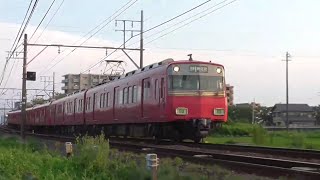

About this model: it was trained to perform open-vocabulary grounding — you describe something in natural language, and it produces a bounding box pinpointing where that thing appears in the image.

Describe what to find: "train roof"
[8,58,225,109]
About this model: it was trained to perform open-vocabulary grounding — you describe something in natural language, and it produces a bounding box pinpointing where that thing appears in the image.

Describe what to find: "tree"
[31,98,46,106]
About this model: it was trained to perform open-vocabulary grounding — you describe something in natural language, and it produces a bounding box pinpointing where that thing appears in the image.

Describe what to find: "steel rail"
[1,126,320,179]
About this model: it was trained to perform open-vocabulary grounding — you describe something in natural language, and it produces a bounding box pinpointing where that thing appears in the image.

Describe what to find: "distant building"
[271,104,316,127]
[61,74,111,94]
[226,84,234,106]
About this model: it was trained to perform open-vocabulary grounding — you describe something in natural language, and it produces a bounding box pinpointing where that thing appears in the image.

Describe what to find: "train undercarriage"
[9,120,223,143]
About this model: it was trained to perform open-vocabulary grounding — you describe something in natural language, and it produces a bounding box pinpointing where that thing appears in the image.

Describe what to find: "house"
[271,104,316,127]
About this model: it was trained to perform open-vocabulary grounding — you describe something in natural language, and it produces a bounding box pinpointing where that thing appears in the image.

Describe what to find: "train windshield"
[169,75,224,91]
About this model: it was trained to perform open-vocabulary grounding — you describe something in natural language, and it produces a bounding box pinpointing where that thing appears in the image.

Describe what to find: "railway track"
[1,126,320,179]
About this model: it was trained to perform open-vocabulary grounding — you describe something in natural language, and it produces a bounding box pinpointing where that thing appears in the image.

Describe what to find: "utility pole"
[3,104,5,125]
[140,10,144,68]
[21,34,27,139]
[52,72,55,99]
[284,52,291,131]
[252,99,255,124]
[115,10,144,69]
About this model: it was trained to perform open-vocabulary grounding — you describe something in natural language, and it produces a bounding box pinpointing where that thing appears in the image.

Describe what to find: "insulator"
[58,46,61,54]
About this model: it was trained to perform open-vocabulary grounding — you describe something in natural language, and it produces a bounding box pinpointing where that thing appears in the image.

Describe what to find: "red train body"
[8,59,228,142]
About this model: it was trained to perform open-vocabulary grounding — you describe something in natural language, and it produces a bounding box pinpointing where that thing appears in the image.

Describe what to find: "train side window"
[123,88,128,104]
[100,94,103,108]
[155,79,158,100]
[143,78,151,100]
[106,92,109,107]
[161,78,164,98]
[132,85,138,103]
[128,86,132,104]
[74,99,77,112]
[89,97,91,110]
[118,89,123,105]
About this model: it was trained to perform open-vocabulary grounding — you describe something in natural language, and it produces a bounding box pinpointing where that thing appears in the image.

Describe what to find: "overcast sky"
[1,0,320,107]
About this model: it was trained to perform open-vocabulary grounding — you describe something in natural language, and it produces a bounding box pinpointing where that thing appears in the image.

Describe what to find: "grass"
[0,134,270,180]
[207,122,320,149]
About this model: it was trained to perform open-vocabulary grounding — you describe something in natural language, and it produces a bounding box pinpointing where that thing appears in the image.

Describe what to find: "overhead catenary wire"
[82,0,237,72]
[32,0,65,44]
[81,0,216,73]
[0,0,40,98]
[27,0,137,93]
[145,0,238,45]
[0,0,34,86]
[39,0,138,74]
[29,0,57,42]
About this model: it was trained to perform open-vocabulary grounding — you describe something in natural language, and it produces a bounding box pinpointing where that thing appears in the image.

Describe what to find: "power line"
[81,0,232,73]
[143,0,212,34]
[145,0,238,45]
[32,0,65,43]
[40,0,138,74]
[26,0,136,92]
[0,0,34,86]
[29,0,57,41]
[87,0,237,70]
[0,0,39,92]
[0,0,40,98]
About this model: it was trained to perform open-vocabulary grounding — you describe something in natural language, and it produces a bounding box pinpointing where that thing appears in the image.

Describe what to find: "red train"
[8,59,228,142]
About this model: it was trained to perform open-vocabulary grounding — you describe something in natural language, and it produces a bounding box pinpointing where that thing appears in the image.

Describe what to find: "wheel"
[193,137,202,143]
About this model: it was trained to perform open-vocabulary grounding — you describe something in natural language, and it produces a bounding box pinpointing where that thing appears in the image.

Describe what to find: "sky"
[0,0,320,107]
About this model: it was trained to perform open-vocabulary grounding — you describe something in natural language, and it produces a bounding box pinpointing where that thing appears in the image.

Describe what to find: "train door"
[73,98,77,122]
[142,78,151,119]
[160,77,166,119]
[92,93,97,121]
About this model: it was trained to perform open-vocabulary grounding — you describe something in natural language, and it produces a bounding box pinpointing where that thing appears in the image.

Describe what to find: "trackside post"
[146,153,159,180]
[65,142,73,157]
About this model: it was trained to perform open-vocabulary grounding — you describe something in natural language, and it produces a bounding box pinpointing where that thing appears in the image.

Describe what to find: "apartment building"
[226,84,234,106]
[61,74,111,94]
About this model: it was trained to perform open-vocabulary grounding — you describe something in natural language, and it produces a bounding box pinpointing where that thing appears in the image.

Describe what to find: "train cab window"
[132,86,138,103]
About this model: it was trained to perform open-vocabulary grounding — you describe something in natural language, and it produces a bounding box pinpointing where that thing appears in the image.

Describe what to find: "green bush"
[252,126,268,145]
[0,135,213,180]
[290,133,305,148]
[210,122,252,136]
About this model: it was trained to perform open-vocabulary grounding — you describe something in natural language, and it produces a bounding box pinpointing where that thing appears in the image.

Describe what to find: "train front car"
[166,61,227,142]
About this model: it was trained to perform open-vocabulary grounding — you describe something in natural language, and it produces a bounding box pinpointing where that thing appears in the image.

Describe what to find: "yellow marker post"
[65,142,73,157]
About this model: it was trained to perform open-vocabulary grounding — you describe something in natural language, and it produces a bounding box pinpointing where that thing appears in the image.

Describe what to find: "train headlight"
[173,66,180,72]
[213,108,225,116]
[176,107,188,115]
[216,67,222,74]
